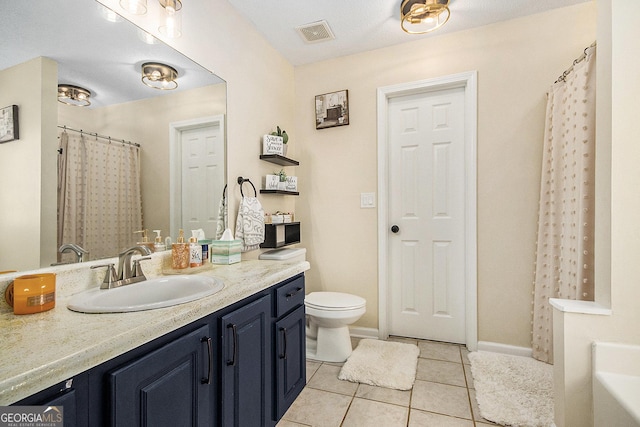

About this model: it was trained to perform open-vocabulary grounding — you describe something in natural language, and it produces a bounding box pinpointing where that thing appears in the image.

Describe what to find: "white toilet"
[304,292,366,362]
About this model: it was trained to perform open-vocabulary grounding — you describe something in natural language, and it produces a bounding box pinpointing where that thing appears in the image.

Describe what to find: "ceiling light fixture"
[57,85,92,107]
[119,0,147,15]
[158,0,182,38]
[400,0,450,34]
[141,62,178,90]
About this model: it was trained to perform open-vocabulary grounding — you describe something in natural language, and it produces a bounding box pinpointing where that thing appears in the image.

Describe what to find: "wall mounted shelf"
[260,154,299,167]
[260,189,299,196]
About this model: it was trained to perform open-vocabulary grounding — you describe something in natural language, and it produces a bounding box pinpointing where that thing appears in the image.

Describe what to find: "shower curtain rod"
[57,125,141,148]
[555,41,597,83]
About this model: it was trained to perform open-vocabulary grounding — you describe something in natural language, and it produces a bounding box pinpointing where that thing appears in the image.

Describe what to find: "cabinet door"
[274,304,306,420]
[108,324,213,427]
[220,295,272,427]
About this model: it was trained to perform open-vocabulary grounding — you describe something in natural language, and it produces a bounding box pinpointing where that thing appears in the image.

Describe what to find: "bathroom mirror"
[0,0,226,271]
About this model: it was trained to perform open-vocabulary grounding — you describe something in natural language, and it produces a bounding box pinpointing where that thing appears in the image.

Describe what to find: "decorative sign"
[262,134,284,155]
[264,174,280,190]
[285,176,298,192]
[0,105,19,143]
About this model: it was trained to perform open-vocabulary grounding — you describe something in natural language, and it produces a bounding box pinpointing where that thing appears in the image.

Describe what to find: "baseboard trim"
[349,327,378,339]
[477,341,533,358]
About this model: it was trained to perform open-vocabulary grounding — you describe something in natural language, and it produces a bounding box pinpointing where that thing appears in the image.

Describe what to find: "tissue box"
[210,239,242,264]
[262,135,284,155]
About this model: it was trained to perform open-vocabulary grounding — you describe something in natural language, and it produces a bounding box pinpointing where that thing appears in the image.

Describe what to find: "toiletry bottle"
[200,239,211,264]
[153,230,166,251]
[171,229,189,269]
[189,230,203,267]
[135,229,155,252]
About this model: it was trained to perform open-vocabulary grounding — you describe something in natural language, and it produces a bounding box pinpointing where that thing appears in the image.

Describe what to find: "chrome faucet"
[117,245,152,281]
[58,243,89,263]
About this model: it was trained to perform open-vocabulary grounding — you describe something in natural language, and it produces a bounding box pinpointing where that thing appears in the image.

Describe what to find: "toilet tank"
[259,248,306,263]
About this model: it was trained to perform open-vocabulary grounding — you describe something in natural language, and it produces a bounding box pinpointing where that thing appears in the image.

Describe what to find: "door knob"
[391,225,400,233]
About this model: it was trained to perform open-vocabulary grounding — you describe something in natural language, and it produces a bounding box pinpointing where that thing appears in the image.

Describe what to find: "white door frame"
[377,72,478,351]
[169,115,225,239]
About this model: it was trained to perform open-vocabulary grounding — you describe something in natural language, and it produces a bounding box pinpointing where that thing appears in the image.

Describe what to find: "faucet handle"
[132,257,152,279]
[91,263,118,289]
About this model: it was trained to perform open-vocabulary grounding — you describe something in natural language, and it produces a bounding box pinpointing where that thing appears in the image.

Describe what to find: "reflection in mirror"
[0,0,226,271]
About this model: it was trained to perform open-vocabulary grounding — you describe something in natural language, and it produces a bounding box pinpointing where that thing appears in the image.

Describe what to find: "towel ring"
[222,183,227,198]
[237,177,257,197]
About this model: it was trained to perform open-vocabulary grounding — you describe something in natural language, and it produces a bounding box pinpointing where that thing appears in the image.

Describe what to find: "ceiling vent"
[295,20,335,44]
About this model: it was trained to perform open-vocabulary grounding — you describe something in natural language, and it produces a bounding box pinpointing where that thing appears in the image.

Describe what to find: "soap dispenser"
[153,230,166,252]
[171,229,189,269]
[135,229,155,252]
[189,230,202,267]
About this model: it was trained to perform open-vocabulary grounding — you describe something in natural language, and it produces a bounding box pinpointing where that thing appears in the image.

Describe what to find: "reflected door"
[181,122,223,237]
[388,87,466,343]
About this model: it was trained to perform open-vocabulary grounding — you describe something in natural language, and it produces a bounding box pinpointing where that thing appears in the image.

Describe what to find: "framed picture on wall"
[315,90,349,129]
[0,105,19,143]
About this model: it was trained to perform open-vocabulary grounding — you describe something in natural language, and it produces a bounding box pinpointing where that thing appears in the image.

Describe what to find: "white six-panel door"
[181,123,223,237]
[387,86,466,343]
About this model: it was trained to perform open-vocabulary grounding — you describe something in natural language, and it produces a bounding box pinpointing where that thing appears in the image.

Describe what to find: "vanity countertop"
[0,259,310,405]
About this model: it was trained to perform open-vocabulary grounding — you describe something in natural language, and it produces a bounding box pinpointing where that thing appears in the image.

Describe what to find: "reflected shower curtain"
[58,131,142,262]
[532,45,596,364]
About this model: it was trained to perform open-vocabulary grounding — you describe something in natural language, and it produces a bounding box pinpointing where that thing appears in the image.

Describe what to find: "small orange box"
[5,273,56,315]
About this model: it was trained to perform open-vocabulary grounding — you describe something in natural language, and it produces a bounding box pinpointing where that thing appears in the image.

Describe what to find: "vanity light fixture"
[141,62,178,90]
[400,0,450,34]
[119,0,147,15]
[57,85,92,107]
[158,0,182,38]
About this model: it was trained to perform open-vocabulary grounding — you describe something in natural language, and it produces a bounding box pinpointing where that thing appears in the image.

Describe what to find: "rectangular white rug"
[468,351,554,427]
[338,339,420,390]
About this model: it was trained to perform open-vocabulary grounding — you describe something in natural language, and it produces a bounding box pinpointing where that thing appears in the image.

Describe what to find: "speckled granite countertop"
[0,255,310,405]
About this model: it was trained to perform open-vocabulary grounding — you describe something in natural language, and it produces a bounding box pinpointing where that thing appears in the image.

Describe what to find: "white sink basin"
[67,275,224,313]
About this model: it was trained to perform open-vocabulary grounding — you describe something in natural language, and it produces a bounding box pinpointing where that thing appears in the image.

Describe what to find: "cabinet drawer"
[275,276,305,317]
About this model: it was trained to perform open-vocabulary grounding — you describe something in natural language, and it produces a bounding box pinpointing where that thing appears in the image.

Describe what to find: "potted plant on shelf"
[275,169,287,190]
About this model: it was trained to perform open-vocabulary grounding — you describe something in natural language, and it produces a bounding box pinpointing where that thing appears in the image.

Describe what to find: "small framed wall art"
[0,105,19,143]
[315,90,349,129]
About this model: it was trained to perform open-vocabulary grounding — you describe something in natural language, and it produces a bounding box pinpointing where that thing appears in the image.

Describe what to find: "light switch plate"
[360,192,376,208]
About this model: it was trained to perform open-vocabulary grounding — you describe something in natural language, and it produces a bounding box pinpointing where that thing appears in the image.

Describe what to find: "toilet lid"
[305,292,366,311]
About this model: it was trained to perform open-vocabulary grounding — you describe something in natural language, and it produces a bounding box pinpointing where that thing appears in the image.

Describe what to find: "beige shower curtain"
[58,131,142,262]
[532,44,596,364]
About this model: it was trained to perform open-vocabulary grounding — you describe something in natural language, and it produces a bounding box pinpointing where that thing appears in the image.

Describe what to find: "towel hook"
[237,176,257,197]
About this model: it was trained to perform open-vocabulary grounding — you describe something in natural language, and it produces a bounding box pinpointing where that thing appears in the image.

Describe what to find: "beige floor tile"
[341,397,408,427]
[388,336,419,346]
[281,388,352,427]
[306,363,359,396]
[461,347,471,365]
[276,420,312,427]
[408,409,474,427]
[463,363,474,389]
[416,358,466,387]
[306,360,321,382]
[418,341,462,363]
[355,383,411,407]
[411,380,472,419]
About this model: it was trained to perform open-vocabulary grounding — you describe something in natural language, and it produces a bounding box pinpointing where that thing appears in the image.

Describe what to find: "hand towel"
[235,196,265,252]
[215,193,228,240]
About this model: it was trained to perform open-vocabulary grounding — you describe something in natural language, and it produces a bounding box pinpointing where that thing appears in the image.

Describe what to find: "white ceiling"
[227,0,591,66]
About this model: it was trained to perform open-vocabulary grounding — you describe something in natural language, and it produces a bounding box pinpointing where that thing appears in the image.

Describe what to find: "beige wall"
[294,3,597,345]
[553,1,640,426]
[0,57,57,271]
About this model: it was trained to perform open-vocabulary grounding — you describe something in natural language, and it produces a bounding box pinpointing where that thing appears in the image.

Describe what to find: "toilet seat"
[305,292,366,311]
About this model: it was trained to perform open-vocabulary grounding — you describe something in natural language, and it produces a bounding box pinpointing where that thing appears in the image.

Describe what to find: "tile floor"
[277,337,503,427]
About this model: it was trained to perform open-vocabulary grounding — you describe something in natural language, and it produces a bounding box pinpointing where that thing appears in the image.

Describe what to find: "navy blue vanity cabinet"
[220,294,272,427]
[108,324,214,427]
[12,373,89,427]
[272,275,306,421]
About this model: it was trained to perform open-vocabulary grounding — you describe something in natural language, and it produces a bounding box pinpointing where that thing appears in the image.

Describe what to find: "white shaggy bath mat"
[338,339,419,390]
[468,351,554,427]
